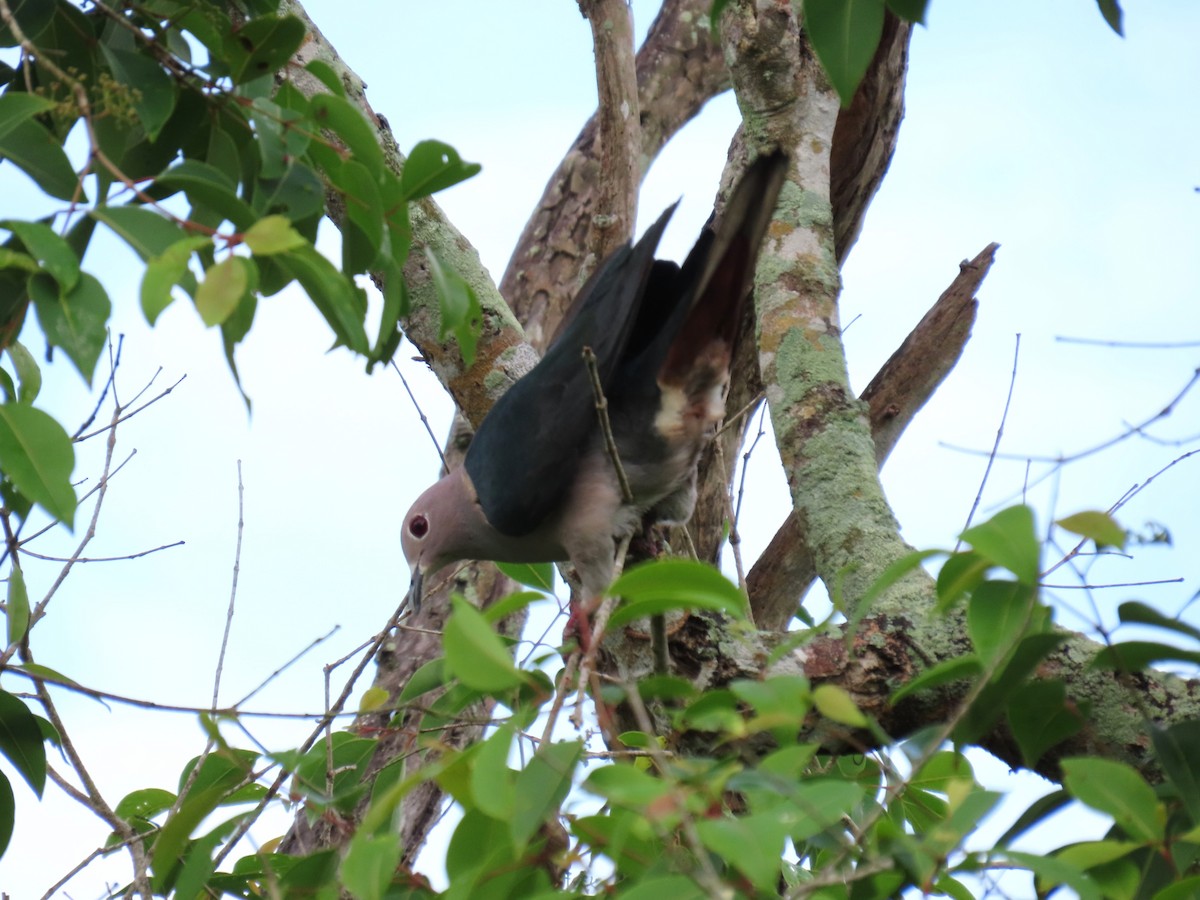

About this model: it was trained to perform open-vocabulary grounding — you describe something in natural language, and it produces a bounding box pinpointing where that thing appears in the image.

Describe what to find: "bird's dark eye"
[408,514,429,539]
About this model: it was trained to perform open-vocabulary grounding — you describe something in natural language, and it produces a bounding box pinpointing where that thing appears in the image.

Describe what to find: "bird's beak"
[406,566,424,615]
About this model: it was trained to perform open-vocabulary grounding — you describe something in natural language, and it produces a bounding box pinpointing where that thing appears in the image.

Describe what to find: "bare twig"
[74,374,187,443]
[18,540,184,563]
[213,461,246,707]
[391,358,448,471]
[1056,335,1200,349]
[236,626,341,707]
[582,346,633,503]
[956,334,1021,548]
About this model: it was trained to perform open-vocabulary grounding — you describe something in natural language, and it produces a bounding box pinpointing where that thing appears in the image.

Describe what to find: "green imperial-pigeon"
[402,151,787,614]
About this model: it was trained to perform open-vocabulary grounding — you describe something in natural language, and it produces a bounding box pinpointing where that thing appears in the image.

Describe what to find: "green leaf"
[340,833,401,900]
[91,205,192,260]
[309,94,384,178]
[1149,721,1200,827]
[151,786,226,892]
[424,249,481,368]
[811,683,868,727]
[1,220,79,293]
[0,90,54,143]
[1057,510,1126,551]
[304,59,346,97]
[30,271,110,385]
[0,118,82,202]
[0,768,12,859]
[0,403,75,526]
[1062,757,1163,843]
[243,215,306,256]
[154,160,257,230]
[444,595,522,692]
[277,246,369,354]
[396,657,447,704]
[227,13,307,84]
[470,725,517,820]
[890,654,982,705]
[1004,850,1102,900]
[6,564,28,645]
[1008,679,1085,768]
[482,590,542,625]
[885,0,929,23]
[115,787,176,822]
[0,690,45,797]
[196,256,252,327]
[511,739,582,850]
[495,562,555,592]
[696,812,789,891]
[607,558,747,629]
[0,0,55,47]
[141,236,209,326]
[254,161,325,222]
[1117,600,1200,643]
[1091,641,1200,672]
[961,505,1040,585]
[399,140,481,201]
[6,341,40,404]
[967,580,1035,666]
[1056,839,1142,872]
[334,159,384,272]
[803,0,887,107]
[620,876,707,900]
[1154,876,1200,900]
[1095,0,1124,36]
[583,764,672,808]
[99,45,177,140]
[996,788,1072,846]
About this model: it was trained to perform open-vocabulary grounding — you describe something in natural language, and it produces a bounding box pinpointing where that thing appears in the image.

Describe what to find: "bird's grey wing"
[463,205,677,537]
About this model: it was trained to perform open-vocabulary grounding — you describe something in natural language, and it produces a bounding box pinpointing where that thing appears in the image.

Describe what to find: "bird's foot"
[563,599,595,653]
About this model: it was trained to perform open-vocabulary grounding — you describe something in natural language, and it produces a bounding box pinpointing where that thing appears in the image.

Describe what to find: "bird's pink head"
[402,468,481,611]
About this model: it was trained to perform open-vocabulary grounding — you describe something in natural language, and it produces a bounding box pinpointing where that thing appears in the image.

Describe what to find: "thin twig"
[956,334,1020,549]
[18,540,184,563]
[1041,578,1184,590]
[236,626,341,707]
[1056,335,1200,349]
[391,358,448,471]
[70,335,124,440]
[582,346,633,503]
[74,374,187,443]
[213,461,245,708]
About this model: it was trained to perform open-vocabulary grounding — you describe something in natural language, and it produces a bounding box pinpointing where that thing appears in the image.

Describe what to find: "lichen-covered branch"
[748,243,996,629]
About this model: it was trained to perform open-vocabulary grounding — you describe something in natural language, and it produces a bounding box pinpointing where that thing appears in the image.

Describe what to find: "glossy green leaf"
[304,59,345,97]
[0,769,11,859]
[957,631,1065,743]
[248,97,307,180]
[803,0,887,106]
[424,249,481,368]
[6,564,28,645]
[697,812,789,891]
[277,246,369,354]
[399,140,481,201]
[1062,757,1163,843]
[812,683,868,727]
[1150,721,1200,827]
[0,247,37,275]
[885,0,929,23]
[783,779,865,841]
[141,236,209,326]
[961,505,1040,585]
[0,369,13,403]
[0,690,44,798]
[0,403,74,526]
[6,341,40,404]
[471,725,517,820]
[309,93,384,178]
[255,161,325,222]
[243,214,306,256]
[334,159,384,266]
[996,788,1072,846]
[0,90,53,143]
[30,271,110,385]
[852,548,942,622]
[150,785,226,892]
[1057,510,1126,551]
[155,160,256,230]
[1117,600,1200,643]
[1056,839,1141,872]
[0,0,55,47]
[227,13,307,84]
[890,654,982,705]
[1004,850,1102,900]
[495,561,555,592]
[91,205,192,260]
[1,220,79,292]
[511,739,582,849]
[0,119,82,202]
[444,595,522,692]
[620,876,707,900]
[967,580,1034,665]
[195,256,250,327]
[1091,641,1200,672]
[584,763,672,808]
[1008,679,1085,767]
[369,261,407,364]
[607,558,746,629]
[99,45,177,140]
[482,590,542,625]
[396,657,447,704]
[1154,876,1200,900]
[115,787,176,822]
[1095,0,1124,36]
[340,833,401,900]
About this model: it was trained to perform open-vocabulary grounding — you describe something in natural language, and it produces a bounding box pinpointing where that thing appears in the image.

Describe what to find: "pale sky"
[3,1,1199,895]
